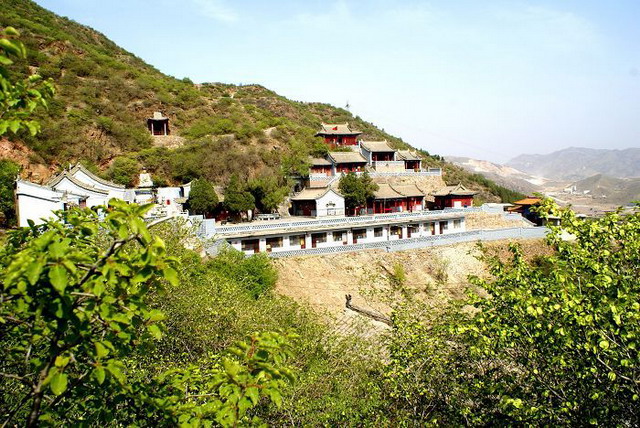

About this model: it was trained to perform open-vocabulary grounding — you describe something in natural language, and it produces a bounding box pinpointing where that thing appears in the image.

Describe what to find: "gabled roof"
[397,150,421,161]
[309,157,332,166]
[391,184,425,198]
[360,140,395,152]
[291,187,342,201]
[432,183,477,197]
[48,172,110,195]
[512,197,542,206]
[374,183,404,200]
[68,163,125,189]
[327,152,368,164]
[315,123,362,136]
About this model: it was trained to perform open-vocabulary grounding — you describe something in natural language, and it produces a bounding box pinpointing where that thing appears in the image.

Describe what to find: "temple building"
[431,184,477,209]
[327,152,368,174]
[360,140,396,162]
[147,111,170,136]
[290,188,345,217]
[315,123,361,146]
[397,150,422,171]
[366,183,426,215]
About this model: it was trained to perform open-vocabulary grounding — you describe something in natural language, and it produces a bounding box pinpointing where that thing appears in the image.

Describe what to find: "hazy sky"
[35,0,640,163]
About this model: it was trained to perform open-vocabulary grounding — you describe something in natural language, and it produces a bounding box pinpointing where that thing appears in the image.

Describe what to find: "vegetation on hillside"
[3,196,639,425]
[2,0,523,207]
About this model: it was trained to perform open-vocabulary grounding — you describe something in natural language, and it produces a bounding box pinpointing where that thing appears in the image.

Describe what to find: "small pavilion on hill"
[315,123,361,146]
[147,111,170,136]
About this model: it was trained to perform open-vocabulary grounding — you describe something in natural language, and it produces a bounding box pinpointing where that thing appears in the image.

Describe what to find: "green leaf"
[95,342,109,359]
[162,267,179,286]
[25,261,44,285]
[148,324,162,340]
[93,366,106,385]
[266,388,282,407]
[49,265,68,292]
[54,355,70,368]
[147,309,165,322]
[50,372,68,395]
[245,386,259,405]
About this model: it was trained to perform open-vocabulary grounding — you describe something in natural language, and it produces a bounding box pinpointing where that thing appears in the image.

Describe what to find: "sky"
[34,0,640,163]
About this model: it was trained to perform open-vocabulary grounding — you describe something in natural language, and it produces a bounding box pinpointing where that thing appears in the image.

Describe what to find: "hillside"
[446,155,546,194]
[570,174,640,206]
[507,147,640,181]
[2,0,521,203]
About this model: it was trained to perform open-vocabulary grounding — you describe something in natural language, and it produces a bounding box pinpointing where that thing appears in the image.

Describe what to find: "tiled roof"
[47,172,110,195]
[360,140,395,152]
[396,150,421,161]
[315,122,361,136]
[432,183,477,197]
[512,197,542,205]
[291,187,341,201]
[327,152,368,164]
[391,184,425,198]
[309,157,332,166]
[66,164,125,189]
[374,183,404,199]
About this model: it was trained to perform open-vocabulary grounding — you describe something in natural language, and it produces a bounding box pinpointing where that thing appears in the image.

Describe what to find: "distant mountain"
[507,147,640,181]
[570,174,640,206]
[446,156,545,194]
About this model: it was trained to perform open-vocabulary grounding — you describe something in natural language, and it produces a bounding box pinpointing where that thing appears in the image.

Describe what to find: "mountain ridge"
[507,147,640,181]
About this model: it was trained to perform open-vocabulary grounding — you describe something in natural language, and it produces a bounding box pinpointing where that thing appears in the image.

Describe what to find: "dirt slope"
[273,239,551,317]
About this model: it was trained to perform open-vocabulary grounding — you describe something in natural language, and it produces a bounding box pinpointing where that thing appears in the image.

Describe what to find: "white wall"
[15,181,64,227]
[315,190,345,217]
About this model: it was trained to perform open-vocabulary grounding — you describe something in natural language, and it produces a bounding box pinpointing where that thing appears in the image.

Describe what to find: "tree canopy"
[224,174,255,214]
[385,200,640,424]
[338,171,378,213]
[188,178,219,215]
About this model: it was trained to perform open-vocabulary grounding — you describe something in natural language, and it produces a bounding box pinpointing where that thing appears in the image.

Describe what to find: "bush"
[0,159,20,226]
[107,156,139,186]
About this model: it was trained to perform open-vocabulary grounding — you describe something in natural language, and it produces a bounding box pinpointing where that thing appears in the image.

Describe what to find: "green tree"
[0,26,54,136]
[0,158,20,226]
[188,178,219,216]
[107,156,139,187]
[224,174,255,215]
[0,202,295,426]
[338,172,378,214]
[248,175,289,213]
[0,201,179,426]
[386,201,640,425]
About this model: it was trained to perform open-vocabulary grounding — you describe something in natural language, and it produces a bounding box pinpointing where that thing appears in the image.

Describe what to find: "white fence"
[213,208,471,235]
[264,227,548,258]
[368,168,442,178]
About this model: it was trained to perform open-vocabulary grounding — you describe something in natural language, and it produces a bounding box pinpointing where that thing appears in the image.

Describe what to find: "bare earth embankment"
[273,238,551,318]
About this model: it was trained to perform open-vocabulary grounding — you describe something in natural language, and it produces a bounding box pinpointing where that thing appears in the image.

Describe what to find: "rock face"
[0,139,53,182]
[507,147,640,181]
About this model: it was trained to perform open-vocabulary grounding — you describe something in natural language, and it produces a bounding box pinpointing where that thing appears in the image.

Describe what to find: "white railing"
[264,227,549,258]
[368,169,442,177]
[212,208,470,235]
[372,161,405,167]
